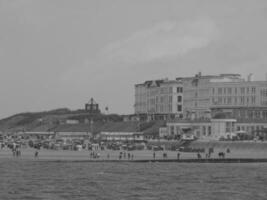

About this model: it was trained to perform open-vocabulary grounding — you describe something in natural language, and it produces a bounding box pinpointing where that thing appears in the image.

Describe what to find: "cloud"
[102,18,219,64]
[60,17,219,88]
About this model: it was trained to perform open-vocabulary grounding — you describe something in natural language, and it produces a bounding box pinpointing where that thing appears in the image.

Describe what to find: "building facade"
[100,132,144,142]
[134,79,183,120]
[165,119,267,140]
[209,80,267,120]
[135,73,267,121]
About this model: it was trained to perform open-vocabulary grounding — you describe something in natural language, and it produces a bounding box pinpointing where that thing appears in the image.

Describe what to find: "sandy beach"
[1,146,267,162]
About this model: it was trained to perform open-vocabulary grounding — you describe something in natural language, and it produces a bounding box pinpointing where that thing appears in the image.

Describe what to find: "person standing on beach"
[131,154,134,160]
[177,152,180,160]
[153,151,156,160]
[34,150,39,158]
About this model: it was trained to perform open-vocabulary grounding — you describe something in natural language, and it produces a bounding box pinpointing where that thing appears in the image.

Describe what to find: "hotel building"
[135,73,267,121]
[135,73,267,139]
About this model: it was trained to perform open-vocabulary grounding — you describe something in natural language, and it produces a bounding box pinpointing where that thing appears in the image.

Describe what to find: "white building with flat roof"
[135,73,267,122]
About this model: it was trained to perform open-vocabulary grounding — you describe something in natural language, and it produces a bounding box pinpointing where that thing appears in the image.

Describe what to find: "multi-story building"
[134,79,183,120]
[209,79,267,120]
[178,73,245,119]
[135,73,267,121]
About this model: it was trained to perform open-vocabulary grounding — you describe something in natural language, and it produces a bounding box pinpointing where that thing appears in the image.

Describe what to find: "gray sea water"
[0,159,266,200]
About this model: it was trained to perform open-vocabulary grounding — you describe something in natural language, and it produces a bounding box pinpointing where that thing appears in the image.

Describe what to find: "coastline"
[1,146,267,163]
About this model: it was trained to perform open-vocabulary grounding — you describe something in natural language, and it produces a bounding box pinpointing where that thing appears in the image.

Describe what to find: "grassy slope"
[0,109,164,135]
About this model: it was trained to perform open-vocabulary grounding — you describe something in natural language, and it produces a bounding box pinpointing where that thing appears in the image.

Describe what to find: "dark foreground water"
[0,159,267,200]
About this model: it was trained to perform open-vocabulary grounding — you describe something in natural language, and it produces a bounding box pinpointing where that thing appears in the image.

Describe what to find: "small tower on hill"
[85,98,101,114]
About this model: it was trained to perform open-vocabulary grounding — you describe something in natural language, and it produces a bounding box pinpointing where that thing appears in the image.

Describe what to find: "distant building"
[55,132,92,142]
[135,73,267,121]
[100,132,144,142]
[66,119,79,124]
[85,98,100,113]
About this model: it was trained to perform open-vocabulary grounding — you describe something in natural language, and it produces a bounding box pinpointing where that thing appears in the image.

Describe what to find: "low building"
[55,132,92,143]
[21,131,55,139]
[210,119,236,140]
[66,119,80,124]
[164,118,267,140]
[100,132,144,142]
[166,119,211,140]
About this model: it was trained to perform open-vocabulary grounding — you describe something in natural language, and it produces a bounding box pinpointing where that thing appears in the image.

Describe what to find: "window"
[228,88,232,94]
[251,96,256,105]
[235,88,238,94]
[212,88,215,94]
[252,87,256,94]
[168,105,172,112]
[169,87,172,93]
[177,96,182,103]
[255,111,261,118]
[218,97,222,104]
[224,88,226,94]
[208,126,211,136]
[177,105,182,112]
[169,96,172,103]
[212,97,216,104]
[203,126,206,136]
[240,96,245,105]
[170,126,174,135]
[218,88,222,95]
[240,87,245,94]
[227,97,232,104]
[247,87,249,94]
[176,87,183,93]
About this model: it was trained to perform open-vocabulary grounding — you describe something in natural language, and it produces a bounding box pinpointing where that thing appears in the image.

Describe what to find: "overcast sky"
[1,0,267,118]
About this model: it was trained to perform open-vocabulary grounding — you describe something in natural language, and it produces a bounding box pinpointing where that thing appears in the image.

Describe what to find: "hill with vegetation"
[0,109,165,136]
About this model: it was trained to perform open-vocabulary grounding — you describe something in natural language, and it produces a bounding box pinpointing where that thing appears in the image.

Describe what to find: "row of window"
[232,110,267,119]
[148,87,173,96]
[237,125,265,133]
[212,96,256,105]
[213,87,256,95]
[260,89,267,97]
[147,104,182,113]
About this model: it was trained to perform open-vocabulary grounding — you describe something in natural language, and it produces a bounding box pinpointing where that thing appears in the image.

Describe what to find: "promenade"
[1,148,267,162]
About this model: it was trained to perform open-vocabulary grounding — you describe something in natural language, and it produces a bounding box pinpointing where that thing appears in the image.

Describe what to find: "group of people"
[198,148,231,159]
[90,151,100,159]
[12,147,21,157]
[119,151,134,160]
[153,152,181,160]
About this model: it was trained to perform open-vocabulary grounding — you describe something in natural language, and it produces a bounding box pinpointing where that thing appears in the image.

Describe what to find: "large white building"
[135,73,267,121]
